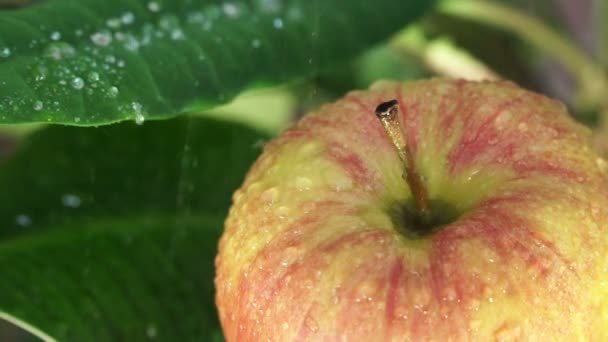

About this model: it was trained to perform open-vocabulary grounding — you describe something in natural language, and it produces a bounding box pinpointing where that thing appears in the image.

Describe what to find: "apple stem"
[375,99,430,218]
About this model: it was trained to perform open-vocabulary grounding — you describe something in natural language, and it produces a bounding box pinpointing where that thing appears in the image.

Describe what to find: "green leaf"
[0,117,267,340]
[0,0,435,126]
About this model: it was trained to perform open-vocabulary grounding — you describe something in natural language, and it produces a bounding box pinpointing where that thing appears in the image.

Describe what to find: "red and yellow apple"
[215,78,608,340]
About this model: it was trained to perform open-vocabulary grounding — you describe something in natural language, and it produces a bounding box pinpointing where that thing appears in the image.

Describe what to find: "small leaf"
[0,0,435,125]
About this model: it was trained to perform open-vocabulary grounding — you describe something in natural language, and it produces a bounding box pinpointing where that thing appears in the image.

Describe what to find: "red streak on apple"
[216,79,608,341]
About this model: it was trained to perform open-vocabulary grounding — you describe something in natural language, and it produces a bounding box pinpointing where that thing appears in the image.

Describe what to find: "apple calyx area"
[376,99,454,237]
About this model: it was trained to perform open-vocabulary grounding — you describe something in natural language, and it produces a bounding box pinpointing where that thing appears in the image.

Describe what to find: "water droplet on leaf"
[121,12,135,25]
[44,41,76,60]
[50,31,61,41]
[15,214,32,227]
[0,47,10,58]
[108,86,119,97]
[145,324,157,338]
[62,194,81,208]
[223,3,240,17]
[72,77,85,89]
[33,100,43,111]
[273,18,284,29]
[147,1,161,12]
[90,31,113,47]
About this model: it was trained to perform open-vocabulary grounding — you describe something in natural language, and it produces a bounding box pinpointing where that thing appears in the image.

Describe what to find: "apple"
[215,78,608,340]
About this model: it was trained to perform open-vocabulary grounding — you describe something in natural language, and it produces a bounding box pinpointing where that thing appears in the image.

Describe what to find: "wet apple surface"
[215,78,608,341]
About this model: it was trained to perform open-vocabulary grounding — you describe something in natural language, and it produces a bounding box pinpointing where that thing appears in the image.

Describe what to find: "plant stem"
[438,0,607,111]
[375,100,429,217]
[391,27,500,81]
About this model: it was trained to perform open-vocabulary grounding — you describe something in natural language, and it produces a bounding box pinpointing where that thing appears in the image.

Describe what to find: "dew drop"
[106,17,122,29]
[304,316,319,333]
[517,122,528,132]
[50,31,61,41]
[251,39,261,48]
[72,77,85,90]
[33,100,43,111]
[108,86,119,97]
[260,187,279,204]
[121,12,135,25]
[124,35,140,51]
[90,31,113,47]
[74,117,81,123]
[62,194,81,208]
[273,18,284,29]
[33,65,48,81]
[0,47,11,58]
[286,6,304,21]
[135,113,145,125]
[223,3,240,17]
[15,214,32,227]
[257,0,282,13]
[295,176,312,190]
[117,59,126,68]
[145,324,157,339]
[132,101,143,113]
[132,102,145,125]
[147,1,161,13]
[87,71,100,82]
[171,29,185,40]
[105,55,116,64]
[159,15,179,30]
[44,42,76,60]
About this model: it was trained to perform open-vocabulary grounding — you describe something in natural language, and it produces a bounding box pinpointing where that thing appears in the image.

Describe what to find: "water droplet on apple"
[595,157,608,173]
[276,205,289,218]
[444,287,457,301]
[517,122,528,132]
[493,323,522,340]
[304,315,319,333]
[494,110,512,128]
[295,176,312,190]
[469,319,481,332]
[466,168,481,182]
[591,205,601,221]
[260,187,279,204]
[469,299,481,311]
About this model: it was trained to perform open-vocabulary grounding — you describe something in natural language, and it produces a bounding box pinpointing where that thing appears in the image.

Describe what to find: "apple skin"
[215,78,608,341]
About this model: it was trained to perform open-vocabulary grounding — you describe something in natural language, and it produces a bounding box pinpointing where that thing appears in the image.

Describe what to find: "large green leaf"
[0,117,267,340]
[0,0,434,126]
